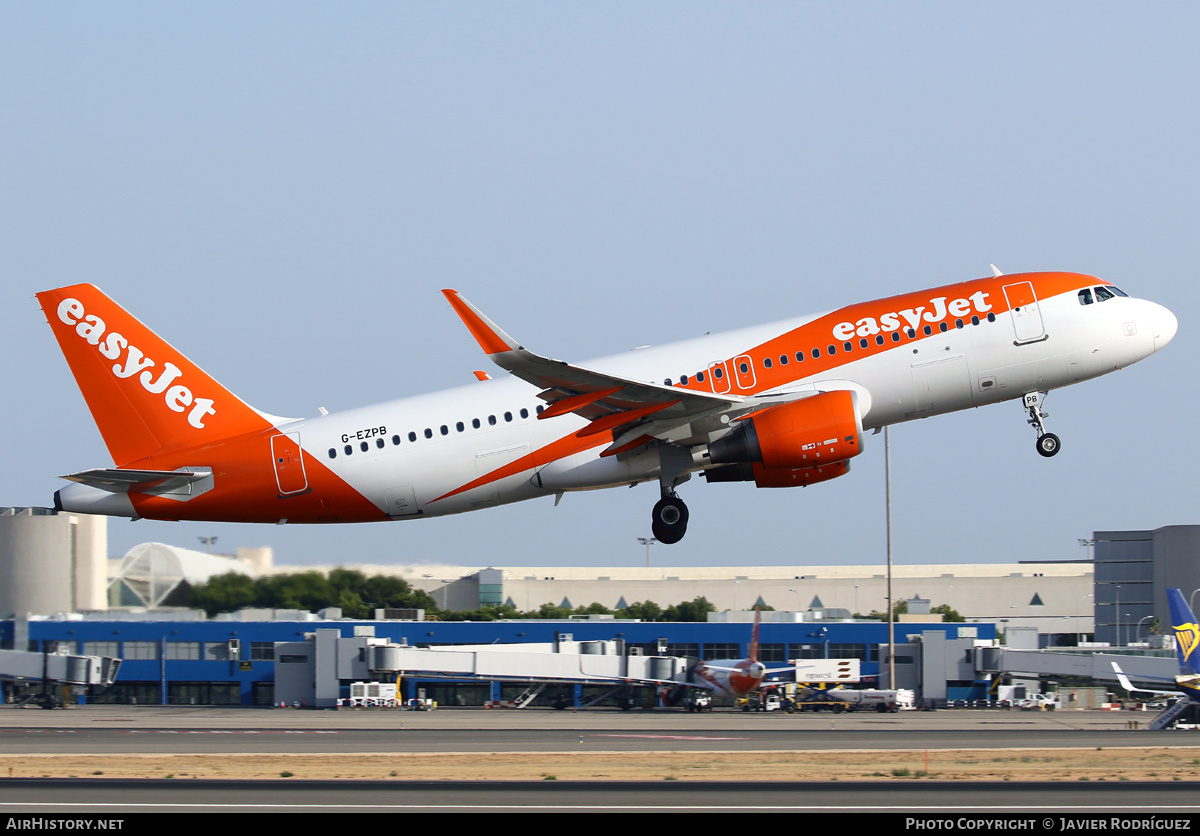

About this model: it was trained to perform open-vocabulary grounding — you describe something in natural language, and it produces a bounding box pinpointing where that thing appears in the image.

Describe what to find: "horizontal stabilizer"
[61,468,213,495]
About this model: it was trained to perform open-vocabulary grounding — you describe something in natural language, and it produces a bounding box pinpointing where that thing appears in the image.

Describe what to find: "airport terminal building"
[1,507,1196,708]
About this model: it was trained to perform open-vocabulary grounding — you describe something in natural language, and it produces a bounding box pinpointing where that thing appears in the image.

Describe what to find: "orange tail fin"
[750,606,761,663]
[37,284,275,465]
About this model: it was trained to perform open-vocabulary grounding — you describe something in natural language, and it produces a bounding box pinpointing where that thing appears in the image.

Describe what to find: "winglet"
[441,290,521,356]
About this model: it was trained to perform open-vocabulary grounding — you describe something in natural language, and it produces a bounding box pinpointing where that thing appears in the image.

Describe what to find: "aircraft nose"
[1152,303,1178,352]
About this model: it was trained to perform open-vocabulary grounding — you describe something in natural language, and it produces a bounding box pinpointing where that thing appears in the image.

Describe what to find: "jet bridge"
[975,646,1178,684]
[0,648,122,707]
[276,629,713,708]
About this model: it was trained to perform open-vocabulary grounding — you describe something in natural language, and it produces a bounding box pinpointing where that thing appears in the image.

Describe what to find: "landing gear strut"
[652,494,689,544]
[1023,391,1061,458]
[651,444,692,544]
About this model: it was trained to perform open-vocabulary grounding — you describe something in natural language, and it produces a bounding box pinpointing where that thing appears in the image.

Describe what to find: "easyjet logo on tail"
[56,298,217,429]
[832,291,994,340]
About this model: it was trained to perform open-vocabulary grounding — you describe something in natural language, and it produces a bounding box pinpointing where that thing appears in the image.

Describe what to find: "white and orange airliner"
[38,269,1176,544]
[659,608,779,708]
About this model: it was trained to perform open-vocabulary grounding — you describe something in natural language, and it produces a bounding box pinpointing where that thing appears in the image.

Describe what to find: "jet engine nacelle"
[704,460,850,488]
[708,389,864,470]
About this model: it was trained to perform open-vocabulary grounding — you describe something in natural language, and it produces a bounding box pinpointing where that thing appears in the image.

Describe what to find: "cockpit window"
[1078,288,1093,305]
[1095,286,1115,302]
[1109,286,1129,297]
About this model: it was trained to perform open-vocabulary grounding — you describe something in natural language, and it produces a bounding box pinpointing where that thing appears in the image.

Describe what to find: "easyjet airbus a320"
[38,269,1176,544]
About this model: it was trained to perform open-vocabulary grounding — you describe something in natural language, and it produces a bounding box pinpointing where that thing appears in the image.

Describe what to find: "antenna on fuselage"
[990,264,1004,277]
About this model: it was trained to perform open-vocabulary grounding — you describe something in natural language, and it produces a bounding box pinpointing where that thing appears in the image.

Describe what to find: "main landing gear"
[1023,391,1061,458]
[652,493,689,544]
[651,444,693,544]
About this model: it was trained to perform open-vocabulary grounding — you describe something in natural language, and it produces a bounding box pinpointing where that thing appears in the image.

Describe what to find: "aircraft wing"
[61,468,213,495]
[1111,662,1176,696]
[442,289,801,455]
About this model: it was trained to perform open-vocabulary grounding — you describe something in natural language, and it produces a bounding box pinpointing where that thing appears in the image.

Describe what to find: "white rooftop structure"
[108,542,258,608]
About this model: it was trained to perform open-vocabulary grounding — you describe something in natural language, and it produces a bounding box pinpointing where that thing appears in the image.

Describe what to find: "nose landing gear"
[1024,391,1061,458]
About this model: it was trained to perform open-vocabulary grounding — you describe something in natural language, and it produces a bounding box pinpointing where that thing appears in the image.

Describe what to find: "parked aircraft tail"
[1167,588,1200,677]
[37,285,280,466]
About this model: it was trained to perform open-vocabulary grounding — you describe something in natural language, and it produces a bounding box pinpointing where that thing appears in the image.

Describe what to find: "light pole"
[1137,615,1155,643]
[885,425,894,690]
[198,536,218,554]
[637,537,656,568]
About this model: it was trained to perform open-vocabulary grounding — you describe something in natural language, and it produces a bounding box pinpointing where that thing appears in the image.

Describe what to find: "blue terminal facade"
[0,617,995,706]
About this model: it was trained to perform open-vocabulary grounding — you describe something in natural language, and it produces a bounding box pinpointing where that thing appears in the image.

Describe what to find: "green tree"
[930,604,965,623]
[617,600,663,621]
[188,569,437,618]
[663,596,716,622]
[189,571,257,617]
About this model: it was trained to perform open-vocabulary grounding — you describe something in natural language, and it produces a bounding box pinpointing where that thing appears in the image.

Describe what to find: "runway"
[2,778,1199,813]
[0,706,1197,813]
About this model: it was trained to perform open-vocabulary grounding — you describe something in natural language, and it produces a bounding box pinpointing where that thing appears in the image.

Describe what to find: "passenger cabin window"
[1078,288,1093,305]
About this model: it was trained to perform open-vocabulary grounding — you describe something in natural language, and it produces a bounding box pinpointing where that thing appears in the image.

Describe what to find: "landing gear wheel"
[651,496,689,544]
[1036,433,1061,458]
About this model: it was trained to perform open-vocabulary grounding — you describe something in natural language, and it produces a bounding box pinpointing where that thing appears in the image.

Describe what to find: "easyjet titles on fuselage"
[54,297,217,429]
[831,290,994,340]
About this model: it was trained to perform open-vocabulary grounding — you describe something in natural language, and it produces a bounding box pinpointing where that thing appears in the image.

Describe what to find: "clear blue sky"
[3,3,1196,571]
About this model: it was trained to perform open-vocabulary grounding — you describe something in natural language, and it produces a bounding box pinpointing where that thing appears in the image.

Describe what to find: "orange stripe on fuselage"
[673,272,1097,398]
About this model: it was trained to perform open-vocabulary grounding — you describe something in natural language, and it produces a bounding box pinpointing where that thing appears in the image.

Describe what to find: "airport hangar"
[1,507,1197,707]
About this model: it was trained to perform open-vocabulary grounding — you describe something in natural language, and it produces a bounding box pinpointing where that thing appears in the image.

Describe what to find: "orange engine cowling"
[708,389,864,471]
